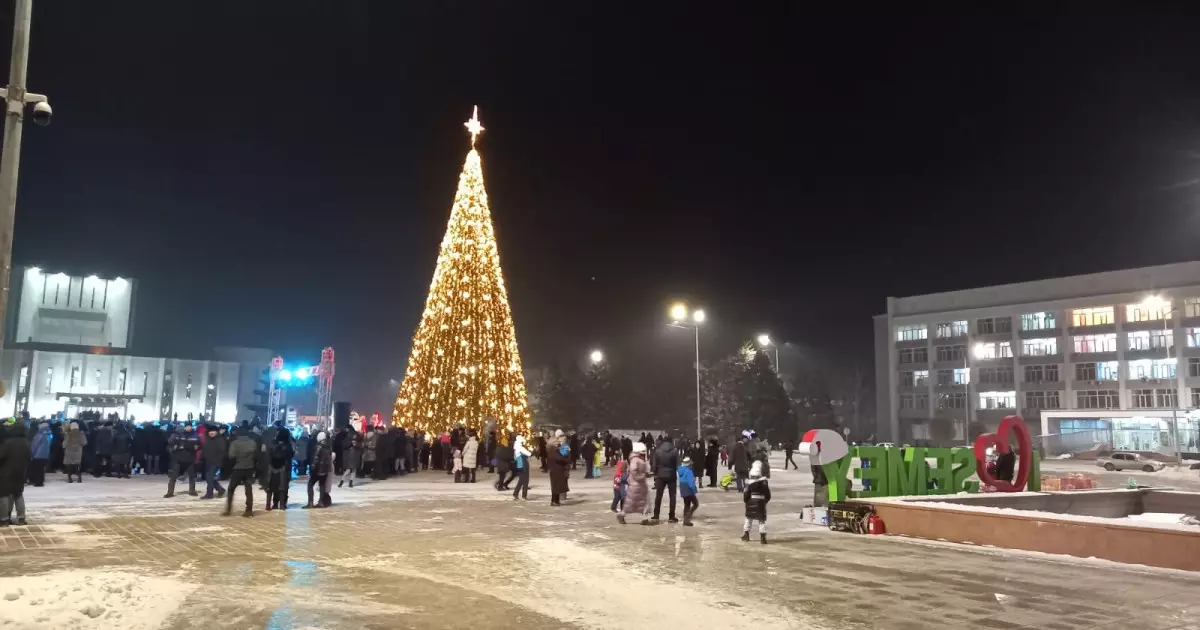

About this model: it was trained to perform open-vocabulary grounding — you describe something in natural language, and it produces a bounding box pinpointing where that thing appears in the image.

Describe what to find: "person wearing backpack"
[265,429,294,510]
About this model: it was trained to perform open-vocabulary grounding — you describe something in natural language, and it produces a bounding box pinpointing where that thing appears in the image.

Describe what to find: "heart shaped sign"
[973,415,1032,492]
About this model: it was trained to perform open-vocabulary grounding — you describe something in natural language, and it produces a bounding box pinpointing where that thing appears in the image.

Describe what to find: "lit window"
[43,367,52,395]
[895,325,927,342]
[70,367,79,388]
[1128,358,1176,380]
[1021,312,1057,331]
[914,370,929,386]
[978,391,1016,409]
[1073,334,1117,353]
[953,368,970,385]
[1187,298,1200,318]
[1187,328,1200,348]
[17,366,28,394]
[1127,330,1173,351]
[1076,389,1119,409]
[972,341,1012,359]
[1021,338,1057,356]
[1071,307,1114,327]
[935,321,968,338]
[1126,302,1170,323]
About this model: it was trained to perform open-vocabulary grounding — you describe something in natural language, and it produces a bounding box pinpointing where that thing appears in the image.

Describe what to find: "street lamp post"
[669,303,705,440]
[756,333,779,372]
[0,0,51,364]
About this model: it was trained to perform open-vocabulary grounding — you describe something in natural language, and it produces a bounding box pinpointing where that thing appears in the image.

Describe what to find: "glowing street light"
[756,333,779,371]
[667,301,706,439]
[589,349,604,364]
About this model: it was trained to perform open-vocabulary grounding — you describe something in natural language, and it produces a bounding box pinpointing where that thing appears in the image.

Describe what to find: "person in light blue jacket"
[29,423,52,487]
[679,456,699,527]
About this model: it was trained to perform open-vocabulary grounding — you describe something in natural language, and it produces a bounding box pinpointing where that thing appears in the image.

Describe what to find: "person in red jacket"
[610,458,626,512]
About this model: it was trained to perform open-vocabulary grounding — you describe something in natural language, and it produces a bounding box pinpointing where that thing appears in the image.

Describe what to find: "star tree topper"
[464,105,485,147]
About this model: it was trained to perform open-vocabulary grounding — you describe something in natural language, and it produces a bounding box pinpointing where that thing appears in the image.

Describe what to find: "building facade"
[874,261,1200,457]
[0,265,267,423]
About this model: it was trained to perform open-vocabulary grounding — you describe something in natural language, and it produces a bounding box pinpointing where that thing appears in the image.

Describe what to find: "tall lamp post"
[669,302,706,439]
[0,0,51,378]
[756,333,779,371]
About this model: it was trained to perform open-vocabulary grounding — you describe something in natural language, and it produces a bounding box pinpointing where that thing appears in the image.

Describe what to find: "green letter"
[823,456,853,503]
[851,446,888,498]
[925,448,953,495]
[950,447,978,493]
[887,447,926,496]
[1027,451,1041,492]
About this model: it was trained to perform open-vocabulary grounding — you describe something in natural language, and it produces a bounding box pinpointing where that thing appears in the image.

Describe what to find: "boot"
[740,531,750,542]
[163,493,174,499]
[338,479,344,488]
[760,534,767,545]
[349,479,354,488]
[15,517,25,526]
[683,507,693,527]
[242,509,253,518]
[616,513,626,524]
[221,509,231,517]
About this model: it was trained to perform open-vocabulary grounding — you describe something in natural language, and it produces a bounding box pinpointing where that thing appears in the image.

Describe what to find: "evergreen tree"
[736,349,795,442]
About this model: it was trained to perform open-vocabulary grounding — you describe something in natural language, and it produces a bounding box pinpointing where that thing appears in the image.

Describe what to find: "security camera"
[31,101,51,126]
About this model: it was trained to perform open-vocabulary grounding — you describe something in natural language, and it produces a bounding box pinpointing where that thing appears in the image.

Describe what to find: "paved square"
[1,454,1198,629]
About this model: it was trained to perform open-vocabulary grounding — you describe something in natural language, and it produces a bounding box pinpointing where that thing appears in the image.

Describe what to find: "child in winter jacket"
[611,458,626,512]
[679,456,699,526]
[742,460,771,544]
[452,447,464,483]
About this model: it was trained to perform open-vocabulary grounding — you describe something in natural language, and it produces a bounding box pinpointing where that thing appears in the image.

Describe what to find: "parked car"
[1096,452,1166,473]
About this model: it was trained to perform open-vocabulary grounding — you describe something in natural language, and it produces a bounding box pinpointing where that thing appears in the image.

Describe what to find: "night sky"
[8,2,1200,412]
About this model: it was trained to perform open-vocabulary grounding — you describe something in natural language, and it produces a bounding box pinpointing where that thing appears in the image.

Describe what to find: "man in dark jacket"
[784,441,798,470]
[164,425,200,498]
[111,423,132,478]
[200,426,227,499]
[306,431,333,508]
[731,437,749,492]
[0,423,31,525]
[265,429,293,510]
[92,422,113,477]
[651,439,679,523]
[224,425,258,517]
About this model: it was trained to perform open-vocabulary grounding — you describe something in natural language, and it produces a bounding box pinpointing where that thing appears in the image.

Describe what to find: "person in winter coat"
[494,434,514,490]
[332,428,347,476]
[689,440,705,488]
[92,422,113,477]
[461,431,479,483]
[0,423,31,526]
[811,455,829,508]
[591,436,604,477]
[679,456,699,526]
[705,438,720,488]
[548,435,570,506]
[266,429,294,510]
[621,435,633,461]
[651,439,679,522]
[28,423,51,487]
[62,422,87,483]
[611,457,627,513]
[294,431,310,477]
[731,437,749,492]
[362,429,378,478]
[484,429,496,474]
[511,434,532,500]
[580,437,596,479]
[111,423,132,478]
[306,431,333,508]
[339,429,361,488]
[452,445,464,482]
[617,442,650,525]
[742,460,771,544]
[200,426,227,499]
[165,425,200,498]
[224,426,258,517]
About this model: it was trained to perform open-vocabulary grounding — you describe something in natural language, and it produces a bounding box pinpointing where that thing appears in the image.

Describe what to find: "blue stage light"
[296,367,309,379]
[279,369,293,381]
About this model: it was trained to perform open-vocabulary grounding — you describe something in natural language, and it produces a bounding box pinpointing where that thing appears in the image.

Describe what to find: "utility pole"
[0,0,50,372]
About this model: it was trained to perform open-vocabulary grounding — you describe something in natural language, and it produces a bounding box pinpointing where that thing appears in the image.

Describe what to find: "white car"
[1095,452,1166,473]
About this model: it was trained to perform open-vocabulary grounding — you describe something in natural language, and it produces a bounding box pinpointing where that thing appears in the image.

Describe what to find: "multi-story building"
[874,261,1200,457]
[0,265,270,422]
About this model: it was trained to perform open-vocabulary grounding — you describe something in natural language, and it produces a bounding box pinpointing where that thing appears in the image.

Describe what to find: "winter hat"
[682,456,692,465]
[555,429,564,438]
[317,431,328,442]
[632,442,647,454]
[749,460,763,479]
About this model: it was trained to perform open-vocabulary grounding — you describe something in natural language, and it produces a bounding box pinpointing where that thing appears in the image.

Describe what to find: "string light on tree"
[391,106,532,437]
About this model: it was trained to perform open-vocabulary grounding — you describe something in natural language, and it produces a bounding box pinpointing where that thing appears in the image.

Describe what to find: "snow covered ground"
[1,453,1198,629]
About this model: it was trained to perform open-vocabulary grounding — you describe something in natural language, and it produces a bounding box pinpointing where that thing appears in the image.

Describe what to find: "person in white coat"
[511,434,532,500]
[462,431,480,483]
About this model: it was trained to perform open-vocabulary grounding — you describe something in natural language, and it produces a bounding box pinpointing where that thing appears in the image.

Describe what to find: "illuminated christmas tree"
[392,107,532,436]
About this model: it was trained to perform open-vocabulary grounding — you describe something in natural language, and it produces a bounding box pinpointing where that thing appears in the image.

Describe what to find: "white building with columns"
[0,265,268,423]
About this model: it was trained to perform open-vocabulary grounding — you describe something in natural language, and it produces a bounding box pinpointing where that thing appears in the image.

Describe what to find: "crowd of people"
[0,412,783,543]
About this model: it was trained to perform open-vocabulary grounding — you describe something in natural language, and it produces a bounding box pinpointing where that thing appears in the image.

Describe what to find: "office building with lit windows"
[874,261,1200,457]
[0,265,267,422]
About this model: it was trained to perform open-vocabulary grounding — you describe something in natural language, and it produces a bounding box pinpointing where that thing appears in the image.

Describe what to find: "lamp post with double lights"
[669,302,706,439]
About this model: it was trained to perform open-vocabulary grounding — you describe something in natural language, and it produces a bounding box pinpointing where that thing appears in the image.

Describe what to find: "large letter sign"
[805,415,1038,503]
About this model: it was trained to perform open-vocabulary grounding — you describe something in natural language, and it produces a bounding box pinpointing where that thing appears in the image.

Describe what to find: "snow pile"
[1126,512,1200,527]
[0,569,195,629]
